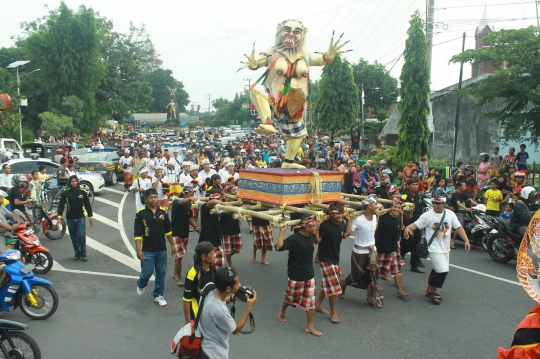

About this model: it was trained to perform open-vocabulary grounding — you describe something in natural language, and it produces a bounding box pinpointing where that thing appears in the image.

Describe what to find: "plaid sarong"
[253,225,274,251]
[377,251,402,278]
[214,245,225,270]
[222,234,242,255]
[285,278,316,311]
[173,236,188,258]
[319,262,342,297]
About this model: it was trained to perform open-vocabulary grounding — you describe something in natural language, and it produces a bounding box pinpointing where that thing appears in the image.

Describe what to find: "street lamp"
[6,61,40,144]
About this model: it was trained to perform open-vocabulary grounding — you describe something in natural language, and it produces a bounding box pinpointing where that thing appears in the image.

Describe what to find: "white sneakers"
[154,295,167,307]
[137,287,145,296]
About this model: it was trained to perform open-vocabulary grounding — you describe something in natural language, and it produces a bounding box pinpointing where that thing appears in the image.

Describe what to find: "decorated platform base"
[237,168,343,205]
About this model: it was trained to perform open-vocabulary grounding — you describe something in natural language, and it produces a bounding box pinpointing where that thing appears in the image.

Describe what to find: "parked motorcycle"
[0,319,41,358]
[7,223,53,274]
[486,217,522,263]
[29,199,66,240]
[0,249,58,320]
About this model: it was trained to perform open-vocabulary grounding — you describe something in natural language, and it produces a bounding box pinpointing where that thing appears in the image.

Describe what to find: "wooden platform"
[237,168,343,205]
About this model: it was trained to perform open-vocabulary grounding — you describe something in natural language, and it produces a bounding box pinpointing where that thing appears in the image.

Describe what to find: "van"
[0,138,23,159]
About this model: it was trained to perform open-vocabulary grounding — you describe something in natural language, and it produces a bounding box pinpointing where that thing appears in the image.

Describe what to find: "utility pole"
[243,78,252,90]
[426,0,435,78]
[451,32,466,168]
[205,94,211,127]
[536,0,539,27]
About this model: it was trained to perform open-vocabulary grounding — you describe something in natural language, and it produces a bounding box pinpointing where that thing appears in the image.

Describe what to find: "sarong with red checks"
[222,234,242,255]
[253,225,274,251]
[173,236,188,258]
[377,251,402,278]
[123,171,132,185]
[214,245,226,270]
[319,262,343,296]
[285,278,316,311]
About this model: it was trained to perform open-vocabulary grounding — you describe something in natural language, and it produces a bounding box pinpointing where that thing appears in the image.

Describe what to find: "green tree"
[24,2,104,133]
[314,56,359,137]
[38,111,72,137]
[60,95,84,132]
[352,59,398,113]
[147,68,189,113]
[450,26,540,145]
[376,108,387,122]
[395,11,431,164]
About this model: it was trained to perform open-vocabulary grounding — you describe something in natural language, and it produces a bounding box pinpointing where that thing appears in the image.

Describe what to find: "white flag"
[361,86,365,106]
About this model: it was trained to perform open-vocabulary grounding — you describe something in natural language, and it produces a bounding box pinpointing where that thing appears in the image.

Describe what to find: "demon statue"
[240,19,349,169]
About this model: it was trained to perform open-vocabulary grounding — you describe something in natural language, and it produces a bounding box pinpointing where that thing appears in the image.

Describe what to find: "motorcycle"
[486,217,522,263]
[7,223,53,274]
[0,319,41,358]
[28,199,66,240]
[0,249,58,320]
[460,204,488,246]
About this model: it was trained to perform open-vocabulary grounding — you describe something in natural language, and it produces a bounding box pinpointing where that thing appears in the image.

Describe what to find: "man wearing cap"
[197,159,217,197]
[134,188,176,307]
[277,214,322,336]
[340,195,384,309]
[119,150,133,191]
[0,190,23,253]
[375,169,393,202]
[171,187,200,287]
[165,162,181,197]
[404,194,470,305]
[131,168,156,211]
[183,241,216,322]
[511,186,537,235]
[198,189,226,269]
[168,149,183,172]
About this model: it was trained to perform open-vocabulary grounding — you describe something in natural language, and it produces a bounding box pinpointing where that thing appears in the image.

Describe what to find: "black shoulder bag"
[417,210,446,259]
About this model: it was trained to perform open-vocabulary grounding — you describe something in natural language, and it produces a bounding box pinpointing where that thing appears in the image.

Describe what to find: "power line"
[435,1,534,10]
[359,0,418,55]
[432,37,463,46]
[347,0,384,46]
[308,0,350,49]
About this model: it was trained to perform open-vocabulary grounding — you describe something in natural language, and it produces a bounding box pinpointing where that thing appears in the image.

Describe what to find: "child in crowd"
[446,178,456,194]
[501,203,514,220]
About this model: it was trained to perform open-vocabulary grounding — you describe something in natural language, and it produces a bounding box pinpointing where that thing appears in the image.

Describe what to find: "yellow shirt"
[484,189,503,211]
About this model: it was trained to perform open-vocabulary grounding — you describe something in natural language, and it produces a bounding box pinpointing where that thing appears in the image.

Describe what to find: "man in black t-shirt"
[375,198,409,298]
[313,203,352,324]
[276,214,322,337]
[451,181,470,248]
[401,179,424,273]
[221,186,242,266]
[198,189,225,269]
[252,214,274,265]
[171,187,200,286]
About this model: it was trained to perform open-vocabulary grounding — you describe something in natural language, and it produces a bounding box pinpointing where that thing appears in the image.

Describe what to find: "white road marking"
[66,226,139,272]
[93,213,122,230]
[449,263,520,286]
[118,192,138,259]
[94,197,121,208]
[103,187,126,195]
[52,261,145,280]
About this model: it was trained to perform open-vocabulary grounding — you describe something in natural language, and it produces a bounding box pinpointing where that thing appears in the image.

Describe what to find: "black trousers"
[401,229,421,268]
[428,269,448,288]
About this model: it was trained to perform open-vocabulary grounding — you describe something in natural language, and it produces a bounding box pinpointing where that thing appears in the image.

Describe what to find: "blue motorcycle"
[0,250,58,320]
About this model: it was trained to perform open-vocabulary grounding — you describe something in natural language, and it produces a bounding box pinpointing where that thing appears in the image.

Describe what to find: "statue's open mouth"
[283,35,298,48]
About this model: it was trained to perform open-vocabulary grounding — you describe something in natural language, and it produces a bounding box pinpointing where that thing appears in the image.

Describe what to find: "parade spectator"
[484,179,504,217]
[501,147,517,173]
[490,147,503,178]
[57,175,93,262]
[120,149,133,192]
[477,153,491,188]
[516,144,530,175]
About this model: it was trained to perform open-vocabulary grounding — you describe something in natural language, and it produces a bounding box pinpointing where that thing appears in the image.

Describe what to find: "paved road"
[11,183,533,358]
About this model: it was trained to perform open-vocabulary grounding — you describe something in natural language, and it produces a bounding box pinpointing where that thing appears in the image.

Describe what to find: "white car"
[5,158,106,194]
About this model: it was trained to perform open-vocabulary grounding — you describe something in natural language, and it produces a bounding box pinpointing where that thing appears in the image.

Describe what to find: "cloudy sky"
[1,0,538,112]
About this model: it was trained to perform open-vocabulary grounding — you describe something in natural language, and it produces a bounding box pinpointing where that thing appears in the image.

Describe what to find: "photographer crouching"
[198,266,257,359]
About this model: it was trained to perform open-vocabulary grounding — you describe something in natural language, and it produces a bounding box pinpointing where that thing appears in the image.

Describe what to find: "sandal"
[365,299,383,308]
[425,292,441,305]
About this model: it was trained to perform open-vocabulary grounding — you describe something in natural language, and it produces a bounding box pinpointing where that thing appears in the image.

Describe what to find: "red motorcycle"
[7,223,53,274]
[28,199,66,240]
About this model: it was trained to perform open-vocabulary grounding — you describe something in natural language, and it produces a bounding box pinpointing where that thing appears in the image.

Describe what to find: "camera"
[235,285,254,302]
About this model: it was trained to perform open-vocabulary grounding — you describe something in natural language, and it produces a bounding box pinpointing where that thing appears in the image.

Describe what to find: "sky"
[1,0,538,113]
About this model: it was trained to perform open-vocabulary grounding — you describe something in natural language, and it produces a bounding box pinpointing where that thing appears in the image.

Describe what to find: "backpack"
[171,283,216,358]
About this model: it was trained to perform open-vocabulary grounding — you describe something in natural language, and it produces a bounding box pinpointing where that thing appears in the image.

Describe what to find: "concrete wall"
[431,92,502,164]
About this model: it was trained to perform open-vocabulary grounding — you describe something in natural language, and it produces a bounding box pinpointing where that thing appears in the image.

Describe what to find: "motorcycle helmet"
[515,171,526,178]
[480,152,489,161]
[381,168,393,176]
[11,174,26,188]
[363,163,372,168]
[56,148,63,154]
[521,186,537,200]
[367,160,374,166]
[0,190,7,198]
[464,165,474,172]
[380,159,387,165]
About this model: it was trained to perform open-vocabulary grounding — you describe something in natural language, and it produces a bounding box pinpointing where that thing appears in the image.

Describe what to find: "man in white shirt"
[404,194,470,305]
[179,161,192,185]
[130,168,156,211]
[155,150,168,168]
[198,159,217,196]
[119,149,133,191]
[168,149,183,172]
[340,195,383,308]
[0,164,11,191]
[147,153,157,177]
[180,148,188,162]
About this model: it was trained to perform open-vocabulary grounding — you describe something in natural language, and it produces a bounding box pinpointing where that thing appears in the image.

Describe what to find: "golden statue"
[239,19,349,169]
[166,99,177,120]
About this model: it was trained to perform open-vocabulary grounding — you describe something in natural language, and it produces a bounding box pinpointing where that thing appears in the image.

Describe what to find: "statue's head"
[275,19,307,49]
